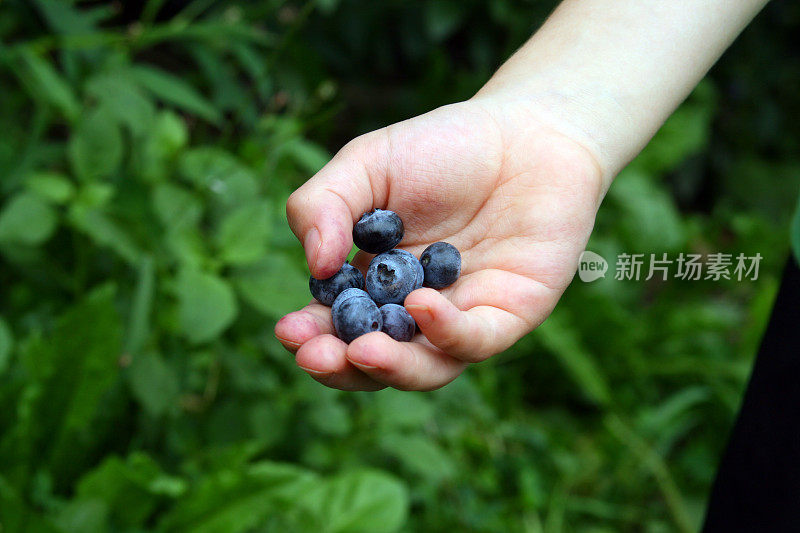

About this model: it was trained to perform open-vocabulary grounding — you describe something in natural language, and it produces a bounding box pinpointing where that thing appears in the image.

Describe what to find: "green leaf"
[232,254,308,318]
[633,81,716,174]
[77,452,186,528]
[178,147,259,207]
[300,470,409,533]
[174,269,238,343]
[0,318,13,375]
[379,434,456,481]
[25,171,76,204]
[158,462,317,533]
[129,65,221,124]
[0,476,63,533]
[0,192,58,246]
[139,111,189,182]
[609,169,685,251]
[68,106,123,181]
[128,351,179,417]
[15,47,80,121]
[68,206,142,264]
[125,256,155,356]
[53,499,109,533]
[86,73,156,136]
[152,183,203,231]
[215,201,271,265]
[282,139,330,174]
[537,310,612,406]
[5,286,122,484]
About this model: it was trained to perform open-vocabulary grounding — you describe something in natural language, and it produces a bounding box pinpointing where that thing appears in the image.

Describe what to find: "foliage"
[0,1,797,532]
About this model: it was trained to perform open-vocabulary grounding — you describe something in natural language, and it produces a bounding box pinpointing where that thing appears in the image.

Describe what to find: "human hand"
[275,97,603,391]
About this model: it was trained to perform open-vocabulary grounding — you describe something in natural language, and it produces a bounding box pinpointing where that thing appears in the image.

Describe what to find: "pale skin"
[274,0,769,391]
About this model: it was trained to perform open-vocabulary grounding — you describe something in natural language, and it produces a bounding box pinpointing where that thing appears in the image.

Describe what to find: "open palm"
[275,99,603,391]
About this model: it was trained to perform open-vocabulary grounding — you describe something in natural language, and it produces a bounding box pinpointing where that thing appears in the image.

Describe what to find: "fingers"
[274,302,335,353]
[346,332,466,391]
[286,133,389,279]
[295,335,386,391]
[404,270,555,362]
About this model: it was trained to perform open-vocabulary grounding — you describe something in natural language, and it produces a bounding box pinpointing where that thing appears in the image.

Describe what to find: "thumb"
[286,132,388,279]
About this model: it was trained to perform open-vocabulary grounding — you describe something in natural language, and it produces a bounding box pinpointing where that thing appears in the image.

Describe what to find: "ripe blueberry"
[353,209,404,254]
[309,262,364,306]
[420,242,461,289]
[331,288,382,343]
[380,304,416,342]
[366,249,424,306]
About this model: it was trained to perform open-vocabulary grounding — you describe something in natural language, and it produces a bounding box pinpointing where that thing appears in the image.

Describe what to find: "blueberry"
[309,262,364,306]
[353,209,404,254]
[366,249,424,305]
[332,289,382,343]
[420,242,461,289]
[380,304,416,342]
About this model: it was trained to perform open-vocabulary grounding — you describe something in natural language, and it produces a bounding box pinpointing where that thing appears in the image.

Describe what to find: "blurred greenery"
[0,0,798,531]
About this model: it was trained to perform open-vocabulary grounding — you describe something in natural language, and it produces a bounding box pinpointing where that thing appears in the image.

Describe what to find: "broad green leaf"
[152,182,203,231]
[372,390,434,428]
[281,139,330,174]
[77,452,186,528]
[633,81,716,175]
[32,0,103,35]
[158,462,317,533]
[68,206,142,264]
[6,286,122,484]
[300,470,409,533]
[86,73,156,136]
[175,269,238,343]
[53,499,109,533]
[68,106,123,181]
[125,256,155,356]
[139,111,189,182]
[609,169,685,251]
[178,147,259,207]
[379,435,456,481]
[0,318,12,375]
[0,476,63,533]
[0,192,58,246]
[15,47,80,121]
[128,351,179,417]
[537,310,611,406]
[307,400,352,436]
[129,65,221,124]
[25,171,75,204]
[232,254,308,318]
[215,201,271,265]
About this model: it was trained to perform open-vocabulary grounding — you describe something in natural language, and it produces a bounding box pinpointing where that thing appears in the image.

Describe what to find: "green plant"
[0,1,796,532]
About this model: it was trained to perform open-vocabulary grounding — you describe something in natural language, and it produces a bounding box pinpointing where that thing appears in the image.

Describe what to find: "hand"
[275,97,603,391]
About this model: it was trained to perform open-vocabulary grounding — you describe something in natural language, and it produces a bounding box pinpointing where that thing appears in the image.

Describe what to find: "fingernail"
[304,227,322,273]
[298,366,331,376]
[349,360,379,371]
[405,304,433,327]
[275,334,301,349]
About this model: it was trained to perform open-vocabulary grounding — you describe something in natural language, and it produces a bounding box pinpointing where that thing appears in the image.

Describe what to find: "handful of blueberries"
[309,209,461,344]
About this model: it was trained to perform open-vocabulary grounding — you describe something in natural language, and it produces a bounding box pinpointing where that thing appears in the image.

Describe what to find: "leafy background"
[0,1,798,531]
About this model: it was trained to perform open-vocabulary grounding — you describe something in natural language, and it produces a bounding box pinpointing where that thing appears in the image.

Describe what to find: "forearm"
[476,0,768,190]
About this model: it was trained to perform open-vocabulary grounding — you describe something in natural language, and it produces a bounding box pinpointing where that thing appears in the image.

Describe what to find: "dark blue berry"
[353,209,404,254]
[380,304,416,342]
[309,262,364,306]
[366,249,424,306]
[331,289,383,343]
[420,242,461,289]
